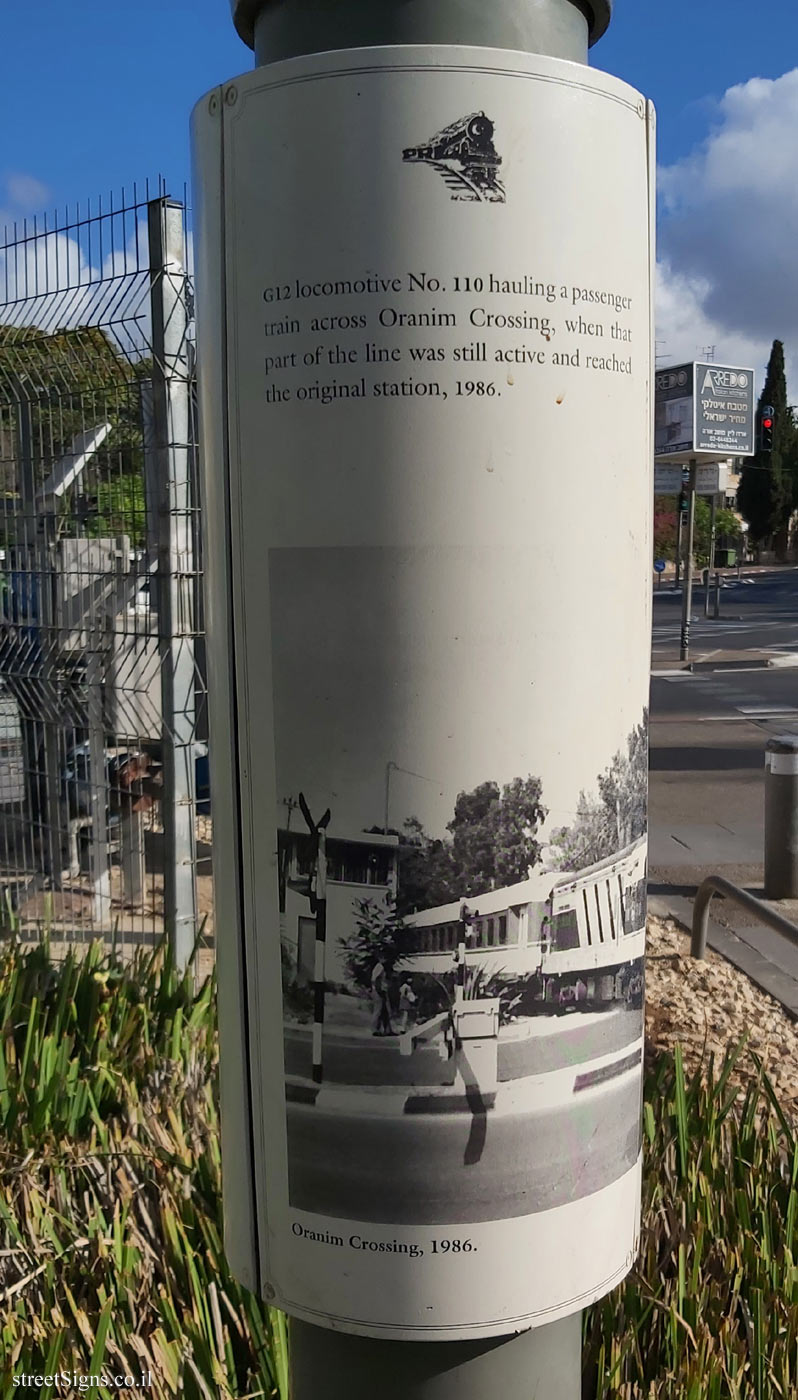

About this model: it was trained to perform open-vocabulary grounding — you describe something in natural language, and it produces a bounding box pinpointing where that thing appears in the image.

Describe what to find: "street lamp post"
[680,460,698,660]
[704,491,718,617]
[194,0,651,1394]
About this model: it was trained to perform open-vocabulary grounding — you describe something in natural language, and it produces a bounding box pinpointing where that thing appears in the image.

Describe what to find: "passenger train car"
[401,838,646,1010]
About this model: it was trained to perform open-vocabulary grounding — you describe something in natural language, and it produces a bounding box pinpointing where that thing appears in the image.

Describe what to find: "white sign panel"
[694,362,755,456]
[194,46,653,1341]
[654,463,729,495]
[655,361,755,461]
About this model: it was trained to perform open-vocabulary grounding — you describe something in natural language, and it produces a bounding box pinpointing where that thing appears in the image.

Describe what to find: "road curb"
[652,653,797,677]
[285,1039,644,1117]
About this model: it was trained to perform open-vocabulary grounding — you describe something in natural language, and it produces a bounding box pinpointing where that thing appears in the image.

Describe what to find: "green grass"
[0,937,283,1399]
[0,936,794,1397]
[583,1035,798,1398]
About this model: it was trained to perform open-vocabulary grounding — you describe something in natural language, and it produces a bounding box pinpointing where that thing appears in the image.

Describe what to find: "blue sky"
[3,0,798,383]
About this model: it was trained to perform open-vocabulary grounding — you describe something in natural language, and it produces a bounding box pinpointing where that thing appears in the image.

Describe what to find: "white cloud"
[656,258,771,380]
[0,210,194,360]
[656,68,798,393]
[5,173,50,212]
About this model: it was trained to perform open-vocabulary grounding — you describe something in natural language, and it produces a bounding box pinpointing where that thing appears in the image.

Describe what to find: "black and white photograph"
[272,546,647,1226]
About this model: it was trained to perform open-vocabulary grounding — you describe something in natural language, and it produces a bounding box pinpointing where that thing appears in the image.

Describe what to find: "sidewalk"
[652,648,798,673]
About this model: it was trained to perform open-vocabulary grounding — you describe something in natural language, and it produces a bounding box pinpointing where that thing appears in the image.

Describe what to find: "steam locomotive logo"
[403,112,505,203]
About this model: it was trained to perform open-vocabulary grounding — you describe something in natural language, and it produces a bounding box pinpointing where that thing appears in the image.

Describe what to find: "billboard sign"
[654,363,693,457]
[655,362,755,461]
[694,362,755,456]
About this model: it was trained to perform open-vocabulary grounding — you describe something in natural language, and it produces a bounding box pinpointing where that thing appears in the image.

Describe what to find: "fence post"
[148,198,198,971]
[12,390,47,864]
[86,643,112,927]
[36,499,66,885]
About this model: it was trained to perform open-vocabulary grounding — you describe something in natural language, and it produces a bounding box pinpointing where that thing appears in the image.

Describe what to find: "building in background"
[278,826,399,985]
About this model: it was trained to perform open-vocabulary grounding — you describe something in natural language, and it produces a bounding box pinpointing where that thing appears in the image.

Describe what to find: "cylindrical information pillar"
[192,0,652,1391]
[765,736,798,899]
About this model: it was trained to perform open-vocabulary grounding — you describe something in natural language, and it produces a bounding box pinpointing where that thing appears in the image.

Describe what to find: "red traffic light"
[762,417,773,429]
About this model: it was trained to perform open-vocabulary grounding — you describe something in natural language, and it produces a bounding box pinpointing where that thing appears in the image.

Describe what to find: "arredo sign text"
[262,270,636,406]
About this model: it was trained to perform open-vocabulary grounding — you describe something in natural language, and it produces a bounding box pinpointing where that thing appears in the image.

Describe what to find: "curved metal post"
[691,874,798,960]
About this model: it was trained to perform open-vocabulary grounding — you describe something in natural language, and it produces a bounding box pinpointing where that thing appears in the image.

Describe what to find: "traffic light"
[760,405,774,452]
[678,490,689,514]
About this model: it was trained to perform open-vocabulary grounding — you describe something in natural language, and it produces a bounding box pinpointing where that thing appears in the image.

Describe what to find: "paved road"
[284,1004,643,1087]
[650,582,798,888]
[652,570,798,667]
[650,569,798,1008]
[287,1076,642,1223]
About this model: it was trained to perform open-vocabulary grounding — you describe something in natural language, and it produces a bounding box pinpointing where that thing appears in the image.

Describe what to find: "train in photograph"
[400,837,646,1011]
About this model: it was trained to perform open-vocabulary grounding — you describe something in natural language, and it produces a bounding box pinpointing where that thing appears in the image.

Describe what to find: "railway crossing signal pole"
[297,793,331,1085]
[455,902,473,1003]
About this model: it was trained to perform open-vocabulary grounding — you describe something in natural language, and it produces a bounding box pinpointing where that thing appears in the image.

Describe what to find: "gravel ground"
[645,914,798,1120]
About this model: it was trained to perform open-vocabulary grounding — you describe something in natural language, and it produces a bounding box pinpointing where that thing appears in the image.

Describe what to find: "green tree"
[653,497,678,560]
[692,499,743,567]
[737,340,796,549]
[551,712,648,870]
[0,324,153,549]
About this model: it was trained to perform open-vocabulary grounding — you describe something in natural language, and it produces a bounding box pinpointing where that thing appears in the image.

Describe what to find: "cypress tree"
[737,340,796,550]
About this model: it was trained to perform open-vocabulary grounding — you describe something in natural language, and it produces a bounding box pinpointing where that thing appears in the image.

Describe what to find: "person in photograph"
[370,958,393,1036]
[398,976,417,1033]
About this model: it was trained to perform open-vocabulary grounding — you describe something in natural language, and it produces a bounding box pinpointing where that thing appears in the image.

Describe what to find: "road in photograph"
[284,1003,642,1087]
[287,1072,642,1224]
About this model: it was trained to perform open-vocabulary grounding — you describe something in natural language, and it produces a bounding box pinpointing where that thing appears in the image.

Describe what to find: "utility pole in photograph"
[384,759,442,835]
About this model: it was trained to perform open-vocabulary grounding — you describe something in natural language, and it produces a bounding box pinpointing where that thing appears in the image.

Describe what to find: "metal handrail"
[691,875,798,959]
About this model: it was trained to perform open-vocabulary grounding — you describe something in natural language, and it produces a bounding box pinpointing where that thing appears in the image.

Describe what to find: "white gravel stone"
[645,915,798,1123]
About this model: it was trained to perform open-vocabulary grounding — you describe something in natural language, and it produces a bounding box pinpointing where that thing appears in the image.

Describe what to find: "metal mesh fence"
[0,183,212,967]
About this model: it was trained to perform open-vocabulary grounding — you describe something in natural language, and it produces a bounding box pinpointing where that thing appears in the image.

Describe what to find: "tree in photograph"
[447,775,546,896]
[551,710,648,870]
[366,773,546,913]
[394,818,458,917]
[737,340,796,549]
[340,896,419,994]
[362,817,457,917]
